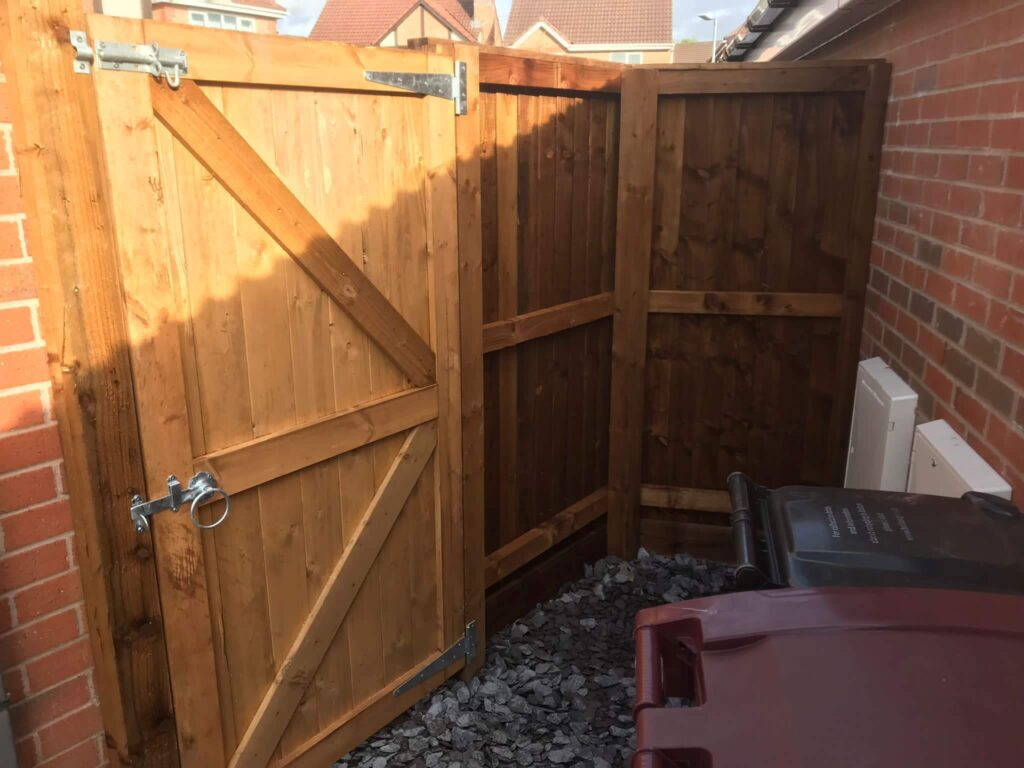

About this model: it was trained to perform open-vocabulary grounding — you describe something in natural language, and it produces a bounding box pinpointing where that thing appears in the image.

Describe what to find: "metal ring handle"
[189,485,231,530]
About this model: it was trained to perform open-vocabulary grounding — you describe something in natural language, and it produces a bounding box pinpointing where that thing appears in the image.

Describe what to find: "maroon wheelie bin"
[633,587,1024,768]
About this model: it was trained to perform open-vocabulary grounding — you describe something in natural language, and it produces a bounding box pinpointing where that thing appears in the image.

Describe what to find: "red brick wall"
[0,66,107,767]
[815,0,1024,503]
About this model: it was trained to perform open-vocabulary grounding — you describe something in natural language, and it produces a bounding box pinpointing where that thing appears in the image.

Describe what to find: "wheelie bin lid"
[633,587,1024,768]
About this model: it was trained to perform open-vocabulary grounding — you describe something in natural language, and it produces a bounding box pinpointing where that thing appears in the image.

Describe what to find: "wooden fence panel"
[613,63,891,560]
[477,80,620,615]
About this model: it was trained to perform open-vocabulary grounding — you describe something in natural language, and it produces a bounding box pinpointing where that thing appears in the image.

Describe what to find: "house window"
[610,52,644,64]
[188,10,257,31]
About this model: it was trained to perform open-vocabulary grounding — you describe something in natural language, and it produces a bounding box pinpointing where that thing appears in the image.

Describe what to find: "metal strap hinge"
[394,621,477,696]
[365,61,468,115]
[70,30,188,89]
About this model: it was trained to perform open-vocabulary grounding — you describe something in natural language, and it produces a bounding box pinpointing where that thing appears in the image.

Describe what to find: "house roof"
[310,0,474,45]
[240,0,286,11]
[672,41,712,63]
[505,0,672,47]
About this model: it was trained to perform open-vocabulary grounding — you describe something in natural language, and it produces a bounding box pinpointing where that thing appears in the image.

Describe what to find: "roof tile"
[311,0,474,44]
[506,0,672,46]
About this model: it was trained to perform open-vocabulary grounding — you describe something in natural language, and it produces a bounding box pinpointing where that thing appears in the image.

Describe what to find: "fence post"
[607,68,658,559]
[0,0,176,764]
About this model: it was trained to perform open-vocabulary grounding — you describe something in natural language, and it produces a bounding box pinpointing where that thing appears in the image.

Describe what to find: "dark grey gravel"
[335,550,733,768]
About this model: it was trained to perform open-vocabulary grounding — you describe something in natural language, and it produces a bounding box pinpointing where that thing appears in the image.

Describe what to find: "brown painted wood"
[640,485,731,515]
[229,424,437,768]
[830,63,892,485]
[196,386,438,494]
[608,68,658,558]
[484,488,609,588]
[452,41,487,674]
[482,292,616,352]
[647,290,845,316]
[0,6,176,766]
[150,80,436,387]
[656,65,872,94]
[639,516,734,563]
[478,50,623,92]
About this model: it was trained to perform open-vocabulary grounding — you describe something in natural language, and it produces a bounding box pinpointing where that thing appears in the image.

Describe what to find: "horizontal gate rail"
[640,485,731,515]
[196,386,438,494]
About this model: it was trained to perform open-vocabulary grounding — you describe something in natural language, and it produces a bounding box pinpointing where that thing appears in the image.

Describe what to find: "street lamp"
[698,11,722,63]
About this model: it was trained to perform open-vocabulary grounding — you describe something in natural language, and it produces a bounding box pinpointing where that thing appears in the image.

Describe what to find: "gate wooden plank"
[482,292,616,352]
[229,423,438,768]
[149,80,437,387]
[85,15,226,767]
[607,68,658,558]
[1,5,177,765]
[197,386,438,494]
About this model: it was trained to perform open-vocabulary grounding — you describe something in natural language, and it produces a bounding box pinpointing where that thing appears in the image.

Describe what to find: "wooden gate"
[82,15,479,768]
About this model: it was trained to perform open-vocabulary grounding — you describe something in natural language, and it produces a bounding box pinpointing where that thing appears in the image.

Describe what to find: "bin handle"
[634,626,664,713]
[727,472,765,588]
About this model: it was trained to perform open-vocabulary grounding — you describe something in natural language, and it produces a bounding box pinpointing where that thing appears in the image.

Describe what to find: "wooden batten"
[647,290,844,317]
[656,64,873,94]
[482,292,615,352]
[0,4,176,764]
[640,485,732,515]
[607,68,658,559]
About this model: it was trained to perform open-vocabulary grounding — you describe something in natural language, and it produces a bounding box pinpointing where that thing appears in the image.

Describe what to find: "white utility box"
[908,419,1012,499]
[845,357,918,491]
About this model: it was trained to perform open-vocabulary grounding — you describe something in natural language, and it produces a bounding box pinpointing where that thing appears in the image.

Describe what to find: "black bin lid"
[757,485,1024,594]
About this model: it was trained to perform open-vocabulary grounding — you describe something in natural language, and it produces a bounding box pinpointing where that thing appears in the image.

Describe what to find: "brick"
[988,300,1024,345]
[988,417,1024,470]
[914,152,939,177]
[897,308,920,341]
[0,347,48,391]
[942,249,973,279]
[953,283,989,325]
[0,262,36,302]
[16,737,36,768]
[992,118,1024,152]
[0,465,57,515]
[0,219,24,262]
[0,305,34,347]
[934,305,965,342]
[4,667,26,704]
[913,64,938,93]
[930,211,960,242]
[888,279,910,308]
[935,402,967,436]
[937,153,968,181]
[14,570,83,624]
[967,155,1005,186]
[922,179,949,209]
[917,237,937,268]
[25,637,93,694]
[36,736,101,768]
[37,705,103,761]
[955,388,989,435]
[976,82,1016,116]
[0,390,45,432]
[889,200,910,225]
[925,363,955,404]
[972,258,1013,300]
[1004,346,1024,389]
[908,290,935,323]
[0,177,23,215]
[943,344,977,386]
[994,229,1024,269]
[0,539,69,593]
[966,431,1006,475]
[1000,41,1024,78]
[1,500,72,552]
[983,190,1024,227]
[948,184,981,216]
[975,368,1016,418]
[0,425,61,476]
[925,270,956,305]
[956,119,991,149]
[0,609,80,671]
[870,268,890,294]
[962,325,1002,369]
[917,324,945,363]
[882,327,904,358]
[1008,156,1024,190]
[961,220,996,255]
[903,259,927,290]
[901,343,926,379]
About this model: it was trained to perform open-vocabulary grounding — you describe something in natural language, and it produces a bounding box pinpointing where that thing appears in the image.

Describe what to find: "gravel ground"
[335,550,734,768]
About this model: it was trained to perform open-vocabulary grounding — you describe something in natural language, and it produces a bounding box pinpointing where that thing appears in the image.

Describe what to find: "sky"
[279,0,756,43]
